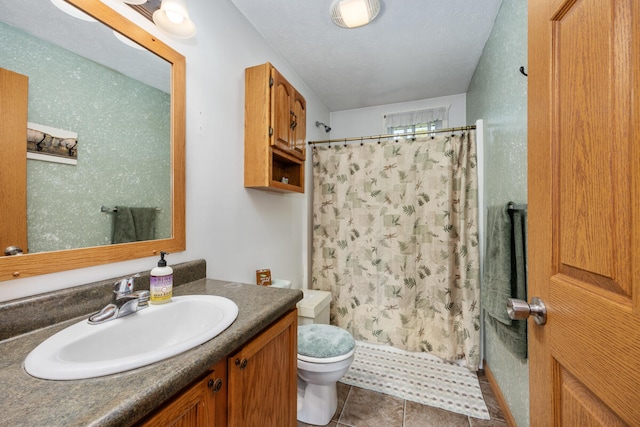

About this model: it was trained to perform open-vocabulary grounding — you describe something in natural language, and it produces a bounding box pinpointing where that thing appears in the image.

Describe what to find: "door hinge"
[269,127,273,136]
[269,77,274,87]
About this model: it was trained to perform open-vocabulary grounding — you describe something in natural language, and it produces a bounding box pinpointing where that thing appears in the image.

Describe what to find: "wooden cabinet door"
[291,89,306,160]
[208,360,228,427]
[529,0,640,425]
[0,68,28,256]
[227,310,297,427]
[139,360,227,427]
[271,68,294,153]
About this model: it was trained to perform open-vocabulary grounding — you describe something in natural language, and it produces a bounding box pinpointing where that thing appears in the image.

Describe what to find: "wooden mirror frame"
[0,0,186,282]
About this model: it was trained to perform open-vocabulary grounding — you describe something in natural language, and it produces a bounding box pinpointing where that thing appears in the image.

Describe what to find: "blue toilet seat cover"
[298,324,355,359]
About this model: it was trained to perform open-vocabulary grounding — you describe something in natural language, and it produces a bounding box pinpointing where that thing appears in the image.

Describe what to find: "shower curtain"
[311,132,481,369]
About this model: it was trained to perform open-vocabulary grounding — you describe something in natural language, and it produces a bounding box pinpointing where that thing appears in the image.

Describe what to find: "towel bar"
[101,206,161,213]
[507,202,527,211]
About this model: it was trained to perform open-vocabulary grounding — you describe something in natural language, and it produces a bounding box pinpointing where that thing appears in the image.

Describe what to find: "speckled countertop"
[0,270,302,426]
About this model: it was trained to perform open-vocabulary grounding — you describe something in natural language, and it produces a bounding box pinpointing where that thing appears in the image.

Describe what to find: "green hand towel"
[112,206,157,244]
[486,208,528,359]
[112,206,136,244]
[482,205,514,325]
[130,207,156,241]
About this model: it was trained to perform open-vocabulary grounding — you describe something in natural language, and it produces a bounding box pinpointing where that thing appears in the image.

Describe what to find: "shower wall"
[467,0,529,426]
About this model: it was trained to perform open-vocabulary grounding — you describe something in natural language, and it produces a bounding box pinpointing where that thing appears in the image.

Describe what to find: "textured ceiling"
[230,0,503,111]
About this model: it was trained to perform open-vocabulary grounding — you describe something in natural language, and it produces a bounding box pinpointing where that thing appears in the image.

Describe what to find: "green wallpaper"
[466,1,529,426]
[1,22,171,253]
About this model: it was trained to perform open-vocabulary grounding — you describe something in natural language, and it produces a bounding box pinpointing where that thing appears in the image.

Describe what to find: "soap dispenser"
[150,251,173,304]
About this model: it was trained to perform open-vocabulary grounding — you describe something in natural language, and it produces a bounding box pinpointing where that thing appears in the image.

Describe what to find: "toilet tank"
[297,290,331,325]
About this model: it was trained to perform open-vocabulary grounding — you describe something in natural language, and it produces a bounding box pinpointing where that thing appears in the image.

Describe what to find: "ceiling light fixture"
[152,0,196,39]
[330,0,380,29]
[50,0,97,22]
[112,30,146,50]
[119,0,148,5]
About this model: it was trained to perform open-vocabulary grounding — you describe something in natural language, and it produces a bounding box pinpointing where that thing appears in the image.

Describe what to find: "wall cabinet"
[137,309,297,427]
[244,62,306,193]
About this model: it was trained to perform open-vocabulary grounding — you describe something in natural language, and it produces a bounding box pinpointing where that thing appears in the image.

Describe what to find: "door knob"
[507,296,547,325]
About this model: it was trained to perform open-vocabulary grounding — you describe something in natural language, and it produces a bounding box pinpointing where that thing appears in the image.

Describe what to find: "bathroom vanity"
[0,260,302,426]
[140,309,298,426]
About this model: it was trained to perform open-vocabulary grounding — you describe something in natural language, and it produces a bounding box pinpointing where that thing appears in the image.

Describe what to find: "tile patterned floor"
[298,371,507,427]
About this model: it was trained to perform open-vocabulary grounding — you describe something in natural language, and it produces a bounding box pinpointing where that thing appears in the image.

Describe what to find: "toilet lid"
[298,324,355,360]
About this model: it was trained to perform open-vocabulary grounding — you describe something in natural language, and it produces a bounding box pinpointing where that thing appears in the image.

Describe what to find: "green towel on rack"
[130,207,157,241]
[482,205,514,325]
[482,205,528,360]
[112,206,157,244]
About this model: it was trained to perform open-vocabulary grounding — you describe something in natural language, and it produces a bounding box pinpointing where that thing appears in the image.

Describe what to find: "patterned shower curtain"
[311,132,481,370]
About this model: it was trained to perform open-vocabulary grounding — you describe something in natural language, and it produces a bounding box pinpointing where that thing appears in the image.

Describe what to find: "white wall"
[328,93,467,140]
[0,0,329,301]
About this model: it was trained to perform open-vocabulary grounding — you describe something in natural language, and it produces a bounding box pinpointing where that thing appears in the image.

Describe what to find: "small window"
[388,121,442,138]
[383,107,448,138]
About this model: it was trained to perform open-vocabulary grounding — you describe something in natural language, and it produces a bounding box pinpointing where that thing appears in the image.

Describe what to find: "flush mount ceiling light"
[112,30,145,50]
[152,0,196,39]
[330,0,380,29]
[50,0,97,22]
[118,0,148,5]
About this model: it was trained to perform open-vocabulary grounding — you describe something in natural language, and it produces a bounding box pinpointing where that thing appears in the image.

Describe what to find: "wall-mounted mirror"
[0,0,185,282]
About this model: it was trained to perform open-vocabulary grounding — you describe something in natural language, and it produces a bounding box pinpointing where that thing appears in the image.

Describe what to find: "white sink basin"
[25,295,238,380]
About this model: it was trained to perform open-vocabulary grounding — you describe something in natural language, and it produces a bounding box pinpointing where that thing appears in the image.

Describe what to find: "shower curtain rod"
[307,125,476,145]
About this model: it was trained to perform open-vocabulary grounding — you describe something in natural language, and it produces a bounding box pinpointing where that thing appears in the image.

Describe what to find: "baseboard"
[483,361,519,427]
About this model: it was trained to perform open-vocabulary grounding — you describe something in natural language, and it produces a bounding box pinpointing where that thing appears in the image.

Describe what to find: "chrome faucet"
[88,274,150,324]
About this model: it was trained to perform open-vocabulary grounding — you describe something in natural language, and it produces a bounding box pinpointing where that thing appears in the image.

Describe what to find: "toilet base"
[297,377,338,426]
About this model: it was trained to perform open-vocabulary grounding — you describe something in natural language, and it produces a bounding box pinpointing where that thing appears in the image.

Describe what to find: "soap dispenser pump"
[150,251,173,304]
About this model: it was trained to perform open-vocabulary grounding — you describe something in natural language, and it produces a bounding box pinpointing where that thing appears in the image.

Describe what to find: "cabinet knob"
[208,378,223,393]
[235,358,248,370]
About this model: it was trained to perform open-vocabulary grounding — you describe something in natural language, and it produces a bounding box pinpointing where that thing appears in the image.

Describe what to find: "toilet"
[272,282,355,426]
[297,322,355,425]
[296,290,355,425]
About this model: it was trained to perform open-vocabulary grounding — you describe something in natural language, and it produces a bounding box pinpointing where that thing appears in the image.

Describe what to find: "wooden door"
[138,360,227,427]
[529,1,640,426]
[0,68,28,256]
[291,89,306,161]
[227,310,297,427]
[271,68,294,153]
[138,374,210,427]
[207,360,228,427]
